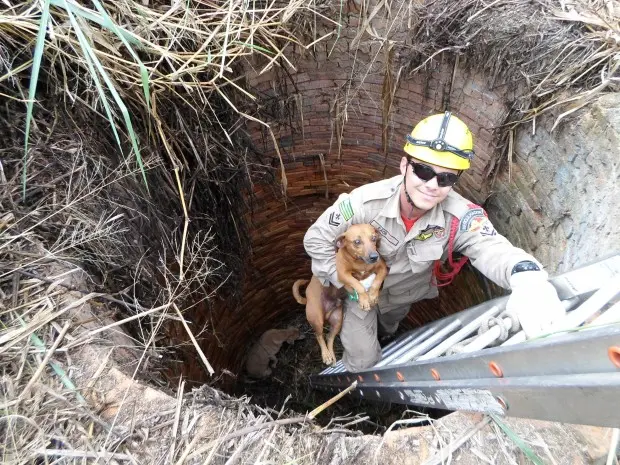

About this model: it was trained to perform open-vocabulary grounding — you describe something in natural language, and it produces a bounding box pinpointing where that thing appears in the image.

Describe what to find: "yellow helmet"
[403,112,474,170]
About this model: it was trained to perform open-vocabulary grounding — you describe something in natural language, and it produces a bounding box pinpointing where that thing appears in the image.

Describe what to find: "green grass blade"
[88,60,148,189]
[28,330,87,405]
[60,0,122,149]
[49,0,142,47]
[60,0,148,189]
[231,40,274,55]
[490,414,545,465]
[23,0,52,199]
[15,314,86,404]
[89,0,151,112]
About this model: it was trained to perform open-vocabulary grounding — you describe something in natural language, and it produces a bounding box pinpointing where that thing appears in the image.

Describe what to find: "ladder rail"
[310,253,620,427]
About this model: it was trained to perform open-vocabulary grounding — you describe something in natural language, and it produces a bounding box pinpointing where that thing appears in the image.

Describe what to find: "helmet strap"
[402,167,421,215]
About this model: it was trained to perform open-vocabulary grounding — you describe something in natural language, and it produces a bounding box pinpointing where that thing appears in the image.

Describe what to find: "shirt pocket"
[407,242,444,272]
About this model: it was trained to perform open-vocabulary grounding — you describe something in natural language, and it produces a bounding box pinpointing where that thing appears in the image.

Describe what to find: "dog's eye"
[354,239,362,246]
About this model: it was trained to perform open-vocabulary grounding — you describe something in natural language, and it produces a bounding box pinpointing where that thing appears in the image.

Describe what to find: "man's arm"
[303,190,366,288]
[452,209,539,288]
[452,207,565,338]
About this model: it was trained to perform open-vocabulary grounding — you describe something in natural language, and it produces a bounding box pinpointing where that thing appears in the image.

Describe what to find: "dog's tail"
[292,279,309,305]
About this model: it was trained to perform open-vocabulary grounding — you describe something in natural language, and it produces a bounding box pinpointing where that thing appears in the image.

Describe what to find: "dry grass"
[402,0,619,122]
[0,0,329,461]
[400,0,619,173]
[1,0,618,462]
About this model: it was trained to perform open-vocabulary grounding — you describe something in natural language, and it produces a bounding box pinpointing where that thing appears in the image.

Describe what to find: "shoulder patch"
[459,208,486,232]
[338,198,354,221]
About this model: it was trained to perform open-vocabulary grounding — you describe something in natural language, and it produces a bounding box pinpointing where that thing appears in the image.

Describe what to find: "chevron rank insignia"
[338,198,354,221]
[328,212,341,227]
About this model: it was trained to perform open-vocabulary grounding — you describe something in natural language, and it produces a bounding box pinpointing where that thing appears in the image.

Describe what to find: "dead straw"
[422,416,492,465]
[18,321,70,401]
[173,303,215,376]
[182,415,311,462]
[307,380,358,419]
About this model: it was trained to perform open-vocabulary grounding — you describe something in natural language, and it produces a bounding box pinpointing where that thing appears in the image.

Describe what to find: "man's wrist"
[511,260,541,275]
[509,268,548,289]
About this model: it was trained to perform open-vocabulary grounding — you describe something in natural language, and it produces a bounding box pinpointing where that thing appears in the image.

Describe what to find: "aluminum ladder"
[310,253,620,427]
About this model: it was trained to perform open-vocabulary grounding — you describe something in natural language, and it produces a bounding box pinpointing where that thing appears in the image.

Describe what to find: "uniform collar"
[377,176,403,219]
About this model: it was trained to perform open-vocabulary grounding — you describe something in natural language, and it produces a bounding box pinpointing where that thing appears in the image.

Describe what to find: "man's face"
[399,156,459,212]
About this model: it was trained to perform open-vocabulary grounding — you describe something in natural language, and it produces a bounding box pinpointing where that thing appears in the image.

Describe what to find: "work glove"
[506,270,566,339]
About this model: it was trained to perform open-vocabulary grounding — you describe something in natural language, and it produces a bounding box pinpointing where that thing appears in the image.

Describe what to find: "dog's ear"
[335,233,347,249]
[286,328,301,343]
[373,228,381,248]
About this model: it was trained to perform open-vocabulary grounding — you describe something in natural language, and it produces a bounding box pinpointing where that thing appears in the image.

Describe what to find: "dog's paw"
[368,289,379,306]
[321,349,336,365]
[358,295,371,311]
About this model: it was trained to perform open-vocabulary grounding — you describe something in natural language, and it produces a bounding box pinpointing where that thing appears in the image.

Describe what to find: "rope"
[433,203,484,287]
[433,216,468,287]
[500,309,520,332]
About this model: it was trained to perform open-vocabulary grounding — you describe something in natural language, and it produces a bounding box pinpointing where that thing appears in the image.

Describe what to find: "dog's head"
[283,327,304,343]
[336,224,381,264]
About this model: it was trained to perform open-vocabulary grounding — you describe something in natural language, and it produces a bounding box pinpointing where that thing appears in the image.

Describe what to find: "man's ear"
[400,156,409,176]
[335,233,346,249]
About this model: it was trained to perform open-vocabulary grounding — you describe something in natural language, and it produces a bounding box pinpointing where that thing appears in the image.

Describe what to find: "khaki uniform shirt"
[303,175,540,313]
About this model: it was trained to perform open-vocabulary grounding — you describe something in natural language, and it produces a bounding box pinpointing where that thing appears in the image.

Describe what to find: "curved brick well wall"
[163,11,620,386]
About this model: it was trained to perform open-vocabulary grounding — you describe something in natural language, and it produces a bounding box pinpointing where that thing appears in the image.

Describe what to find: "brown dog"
[293,224,388,365]
[245,327,303,378]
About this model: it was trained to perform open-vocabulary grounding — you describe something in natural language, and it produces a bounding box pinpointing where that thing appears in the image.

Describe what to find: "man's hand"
[506,270,566,338]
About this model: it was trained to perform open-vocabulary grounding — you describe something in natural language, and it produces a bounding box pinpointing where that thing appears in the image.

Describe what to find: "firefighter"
[303,112,565,372]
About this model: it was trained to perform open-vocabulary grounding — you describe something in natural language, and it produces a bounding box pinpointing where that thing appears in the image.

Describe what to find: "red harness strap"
[433,216,468,287]
[433,203,484,287]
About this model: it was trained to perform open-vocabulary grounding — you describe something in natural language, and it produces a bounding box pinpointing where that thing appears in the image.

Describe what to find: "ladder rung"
[418,304,503,360]
[381,326,426,357]
[375,322,443,367]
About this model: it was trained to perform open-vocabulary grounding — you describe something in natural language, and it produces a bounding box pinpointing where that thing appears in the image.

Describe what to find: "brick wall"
[199,12,516,377]
[486,93,620,274]
[178,7,618,380]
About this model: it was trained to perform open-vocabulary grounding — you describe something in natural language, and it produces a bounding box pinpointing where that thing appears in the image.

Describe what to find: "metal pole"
[552,277,620,333]
[592,301,620,326]
[388,318,462,365]
[375,324,441,367]
[418,305,502,360]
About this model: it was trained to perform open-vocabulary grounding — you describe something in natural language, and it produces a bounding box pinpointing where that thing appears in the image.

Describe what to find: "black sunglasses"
[408,159,460,187]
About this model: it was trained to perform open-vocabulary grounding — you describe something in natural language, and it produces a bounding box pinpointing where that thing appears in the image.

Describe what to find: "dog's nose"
[368,252,379,263]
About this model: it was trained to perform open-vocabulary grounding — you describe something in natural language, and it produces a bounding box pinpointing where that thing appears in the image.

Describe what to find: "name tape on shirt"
[338,198,354,221]
[370,220,399,246]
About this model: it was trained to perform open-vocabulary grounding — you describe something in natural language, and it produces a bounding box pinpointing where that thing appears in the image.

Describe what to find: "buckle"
[430,139,446,151]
